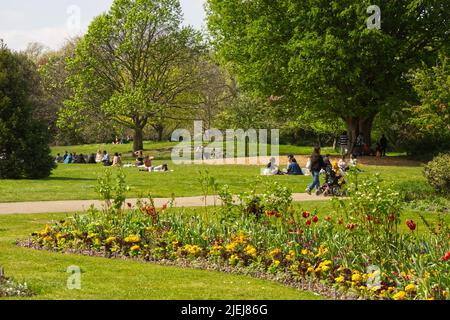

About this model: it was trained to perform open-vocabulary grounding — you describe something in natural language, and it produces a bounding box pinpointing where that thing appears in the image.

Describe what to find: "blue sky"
[0,0,206,51]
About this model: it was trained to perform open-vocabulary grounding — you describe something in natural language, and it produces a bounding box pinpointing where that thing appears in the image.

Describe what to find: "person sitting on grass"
[63,153,73,164]
[95,150,103,163]
[263,157,280,175]
[112,153,122,167]
[338,156,349,172]
[55,153,63,163]
[139,156,157,172]
[102,150,112,166]
[75,153,86,164]
[87,153,96,164]
[135,150,144,166]
[286,155,303,175]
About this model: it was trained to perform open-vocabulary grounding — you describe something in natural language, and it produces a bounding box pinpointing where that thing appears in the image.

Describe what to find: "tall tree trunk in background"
[133,127,144,152]
[359,117,374,146]
[344,115,376,154]
[152,123,164,141]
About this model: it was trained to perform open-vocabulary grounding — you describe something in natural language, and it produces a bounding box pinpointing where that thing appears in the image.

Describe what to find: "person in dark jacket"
[287,155,303,175]
[380,134,388,157]
[306,147,325,195]
[87,153,96,164]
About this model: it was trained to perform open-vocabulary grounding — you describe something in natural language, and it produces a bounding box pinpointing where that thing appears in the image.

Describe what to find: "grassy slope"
[0,212,322,300]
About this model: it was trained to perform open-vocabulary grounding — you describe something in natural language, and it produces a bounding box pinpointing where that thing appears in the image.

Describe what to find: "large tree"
[0,41,55,179]
[63,0,205,151]
[207,0,449,148]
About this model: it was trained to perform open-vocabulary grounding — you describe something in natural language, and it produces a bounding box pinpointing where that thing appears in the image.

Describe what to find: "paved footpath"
[0,193,329,215]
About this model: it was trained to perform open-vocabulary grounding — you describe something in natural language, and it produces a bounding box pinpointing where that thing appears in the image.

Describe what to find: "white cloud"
[0,26,85,51]
[0,0,207,51]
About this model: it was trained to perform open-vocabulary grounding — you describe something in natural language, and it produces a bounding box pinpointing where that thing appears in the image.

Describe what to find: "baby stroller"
[321,163,346,197]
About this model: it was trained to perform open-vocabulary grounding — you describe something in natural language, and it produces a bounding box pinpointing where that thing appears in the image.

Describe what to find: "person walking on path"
[380,134,388,157]
[338,131,349,155]
[306,147,325,196]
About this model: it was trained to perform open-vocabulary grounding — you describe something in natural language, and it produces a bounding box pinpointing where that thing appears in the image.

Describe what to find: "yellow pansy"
[393,291,407,300]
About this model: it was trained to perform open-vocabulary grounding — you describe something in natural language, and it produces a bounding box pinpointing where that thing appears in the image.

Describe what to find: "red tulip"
[441,252,450,262]
[305,219,312,226]
[312,216,319,223]
[302,211,310,219]
[406,219,416,231]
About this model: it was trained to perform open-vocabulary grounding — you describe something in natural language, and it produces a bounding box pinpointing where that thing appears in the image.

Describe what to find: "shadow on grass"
[45,177,96,181]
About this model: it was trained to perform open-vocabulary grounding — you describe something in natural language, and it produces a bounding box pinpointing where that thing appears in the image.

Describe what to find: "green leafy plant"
[96,169,130,212]
[424,153,450,195]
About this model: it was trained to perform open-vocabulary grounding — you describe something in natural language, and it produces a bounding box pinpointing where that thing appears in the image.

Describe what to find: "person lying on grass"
[140,163,169,172]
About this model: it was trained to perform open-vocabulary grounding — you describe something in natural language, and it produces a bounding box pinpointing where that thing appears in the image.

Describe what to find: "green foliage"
[96,169,130,212]
[424,153,450,195]
[207,0,448,145]
[63,0,206,151]
[409,54,450,135]
[0,45,55,179]
[333,174,403,260]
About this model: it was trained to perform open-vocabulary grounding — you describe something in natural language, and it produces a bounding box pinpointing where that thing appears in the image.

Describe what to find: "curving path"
[0,193,330,215]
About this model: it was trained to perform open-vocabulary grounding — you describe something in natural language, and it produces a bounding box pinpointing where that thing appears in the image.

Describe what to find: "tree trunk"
[344,115,376,155]
[156,125,164,142]
[359,117,374,146]
[133,127,144,152]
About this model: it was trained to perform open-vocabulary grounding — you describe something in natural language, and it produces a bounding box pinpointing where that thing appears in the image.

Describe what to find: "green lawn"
[0,212,322,300]
[0,162,429,202]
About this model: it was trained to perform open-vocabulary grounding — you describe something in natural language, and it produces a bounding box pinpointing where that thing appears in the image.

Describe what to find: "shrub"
[0,44,55,179]
[424,153,450,195]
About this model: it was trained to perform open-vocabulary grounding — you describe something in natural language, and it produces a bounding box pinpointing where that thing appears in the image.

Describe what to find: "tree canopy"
[63,0,207,151]
[207,0,449,148]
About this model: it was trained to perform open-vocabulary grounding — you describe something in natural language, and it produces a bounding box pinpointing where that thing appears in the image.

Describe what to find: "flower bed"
[22,172,450,300]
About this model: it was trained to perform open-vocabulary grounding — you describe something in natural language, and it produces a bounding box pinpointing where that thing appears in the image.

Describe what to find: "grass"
[0,212,322,300]
[0,161,429,202]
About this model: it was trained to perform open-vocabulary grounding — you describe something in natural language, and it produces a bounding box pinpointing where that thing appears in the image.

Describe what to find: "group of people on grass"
[262,147,358,196]
[263,155,304,176]
[132,150,169,172]
[305,147,359,196]
[338,132,388,158]
[54,149,169,172]
[55,150,122,166]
